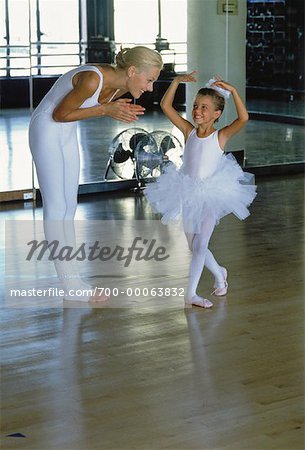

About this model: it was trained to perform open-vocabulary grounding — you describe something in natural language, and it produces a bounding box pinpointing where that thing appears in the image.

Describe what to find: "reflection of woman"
[29,46,163,302]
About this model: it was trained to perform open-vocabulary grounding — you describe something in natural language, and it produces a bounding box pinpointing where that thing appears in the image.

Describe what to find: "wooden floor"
[0,174,304,450]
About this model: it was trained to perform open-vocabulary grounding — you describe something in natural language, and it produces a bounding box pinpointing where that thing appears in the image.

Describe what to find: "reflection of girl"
[29,46,163,302]
[145,72,256,308]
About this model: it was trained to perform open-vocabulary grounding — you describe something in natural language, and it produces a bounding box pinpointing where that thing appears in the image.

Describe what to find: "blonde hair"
[116,46,163,72]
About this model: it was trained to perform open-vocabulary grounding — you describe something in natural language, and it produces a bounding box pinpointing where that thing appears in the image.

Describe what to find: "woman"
[29,46,163,302]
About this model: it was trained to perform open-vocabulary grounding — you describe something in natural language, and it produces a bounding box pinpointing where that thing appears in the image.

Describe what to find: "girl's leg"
[205,249,227,290]
[185,232,227,291]
[185,216,216,308]
[185,232,194,252]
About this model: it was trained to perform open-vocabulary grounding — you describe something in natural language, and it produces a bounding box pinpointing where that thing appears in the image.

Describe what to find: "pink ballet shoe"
[212,268,228,296]
[185,295,213,309]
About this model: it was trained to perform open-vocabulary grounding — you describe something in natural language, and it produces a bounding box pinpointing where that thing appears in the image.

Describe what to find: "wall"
[187,0,248,151]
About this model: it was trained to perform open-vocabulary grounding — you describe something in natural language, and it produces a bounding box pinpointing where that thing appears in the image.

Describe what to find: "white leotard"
[31,65,104,121]
[29,65,105,221]
[182,129,223,180]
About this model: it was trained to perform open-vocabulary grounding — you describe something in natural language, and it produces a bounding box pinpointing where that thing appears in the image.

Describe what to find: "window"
[114,0,187,72]
[0,0,187,78]
[0,0,84,77]
[0,0,30,76]
[31,0,81,75]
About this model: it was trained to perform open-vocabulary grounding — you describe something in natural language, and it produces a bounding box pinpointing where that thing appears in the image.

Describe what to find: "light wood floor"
[1,174,304,450]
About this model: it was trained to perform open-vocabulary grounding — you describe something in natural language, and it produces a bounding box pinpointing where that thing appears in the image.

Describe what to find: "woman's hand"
[174,70,197,84]
[101,98,145,123]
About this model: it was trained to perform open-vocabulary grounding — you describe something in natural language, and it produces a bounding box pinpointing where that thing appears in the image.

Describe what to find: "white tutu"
[144,153,257,234]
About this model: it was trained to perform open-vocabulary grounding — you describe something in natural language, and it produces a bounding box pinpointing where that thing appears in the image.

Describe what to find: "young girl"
[145,72,257,308]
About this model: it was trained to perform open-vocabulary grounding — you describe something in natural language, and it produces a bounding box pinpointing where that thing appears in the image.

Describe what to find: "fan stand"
[133,158,144,190]
[103,155,113,181]
[104,155,142,189]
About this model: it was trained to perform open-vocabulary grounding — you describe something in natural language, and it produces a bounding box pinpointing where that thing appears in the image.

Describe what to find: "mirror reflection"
[0,0,304,201]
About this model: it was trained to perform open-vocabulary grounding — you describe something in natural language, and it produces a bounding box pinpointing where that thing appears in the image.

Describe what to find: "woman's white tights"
[29,115,88,296]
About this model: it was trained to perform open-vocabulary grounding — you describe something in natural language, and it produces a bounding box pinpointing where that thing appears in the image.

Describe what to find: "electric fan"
[134,130,183,183]
[104,127,150,180]
[150,130,183,170]
[104,128,183,187]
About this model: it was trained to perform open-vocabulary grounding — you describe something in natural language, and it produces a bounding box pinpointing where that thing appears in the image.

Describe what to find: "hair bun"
[115,46,163,71]
[116,48,131,68]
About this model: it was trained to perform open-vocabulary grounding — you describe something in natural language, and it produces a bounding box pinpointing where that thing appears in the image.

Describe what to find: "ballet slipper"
[211,267,228,296]
[185,295,213,309]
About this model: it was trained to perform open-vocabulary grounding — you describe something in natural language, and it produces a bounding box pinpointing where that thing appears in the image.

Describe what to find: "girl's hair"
[196,88,225,122]
[116,46,163,71]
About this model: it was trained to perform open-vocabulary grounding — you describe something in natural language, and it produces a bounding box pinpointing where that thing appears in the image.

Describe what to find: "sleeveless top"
[181,129,224,180]
[31,65,104,119]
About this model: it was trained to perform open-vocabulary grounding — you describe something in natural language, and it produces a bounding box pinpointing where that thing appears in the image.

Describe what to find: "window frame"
[0,0,85,78]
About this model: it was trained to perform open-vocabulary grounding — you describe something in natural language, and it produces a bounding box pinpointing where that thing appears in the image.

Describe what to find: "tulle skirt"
[144,153,257,234]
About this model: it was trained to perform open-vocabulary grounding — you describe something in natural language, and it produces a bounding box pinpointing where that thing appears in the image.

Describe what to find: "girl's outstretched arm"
[215,80,249,148]
[160,71,197,140]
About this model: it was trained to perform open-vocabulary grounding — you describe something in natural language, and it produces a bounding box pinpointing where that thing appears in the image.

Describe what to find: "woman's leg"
[59,136,108,302]
[62,124,80,220]
[29,118,106,302]
[30,118,79,281]
[29,116,70,220]
[60,128,97,295]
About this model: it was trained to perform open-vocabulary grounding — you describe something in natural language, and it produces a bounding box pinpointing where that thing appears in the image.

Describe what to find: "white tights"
[29,114,86,295]
[29,115,80,221]
[185,217,224,301]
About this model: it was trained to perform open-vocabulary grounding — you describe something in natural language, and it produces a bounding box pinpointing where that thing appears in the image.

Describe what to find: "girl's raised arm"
[160,71,197,140]
[216,80,249,148]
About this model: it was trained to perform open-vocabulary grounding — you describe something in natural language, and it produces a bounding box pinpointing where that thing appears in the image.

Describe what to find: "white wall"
[187,0,247,151]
